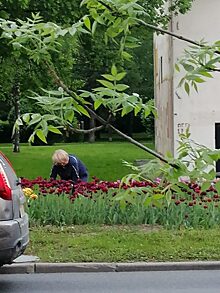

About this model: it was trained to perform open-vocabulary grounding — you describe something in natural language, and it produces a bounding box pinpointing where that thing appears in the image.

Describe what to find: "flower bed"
[21,177,220,228]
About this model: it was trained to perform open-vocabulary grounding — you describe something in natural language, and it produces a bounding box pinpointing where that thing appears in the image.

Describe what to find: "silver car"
[0,151,29,266]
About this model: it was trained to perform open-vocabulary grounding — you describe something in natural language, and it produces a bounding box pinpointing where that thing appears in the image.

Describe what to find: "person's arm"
[50,165,58,179]
[78,159,88,182]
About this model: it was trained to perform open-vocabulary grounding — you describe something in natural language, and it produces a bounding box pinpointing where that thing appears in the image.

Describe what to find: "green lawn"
[2,142,220,263]
[0,142,154,181]
[27,225,220,262]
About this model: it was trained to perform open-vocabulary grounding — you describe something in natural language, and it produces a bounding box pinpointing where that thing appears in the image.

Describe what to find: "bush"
[0,120,13,143]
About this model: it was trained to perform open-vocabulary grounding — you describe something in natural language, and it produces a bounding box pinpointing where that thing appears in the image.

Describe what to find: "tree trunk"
[108,127,113,142]
[127,112,133,137]
[12,83,20,153]
[88,116,96,143]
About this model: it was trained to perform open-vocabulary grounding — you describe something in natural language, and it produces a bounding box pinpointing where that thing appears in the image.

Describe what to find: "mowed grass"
[27,225,220,262]
[0,142,154,181]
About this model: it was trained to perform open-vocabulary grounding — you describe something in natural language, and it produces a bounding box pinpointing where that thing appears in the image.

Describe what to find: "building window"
[160,56,163,83]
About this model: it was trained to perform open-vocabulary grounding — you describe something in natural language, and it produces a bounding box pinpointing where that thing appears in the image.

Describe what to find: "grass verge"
[26,225,220,262]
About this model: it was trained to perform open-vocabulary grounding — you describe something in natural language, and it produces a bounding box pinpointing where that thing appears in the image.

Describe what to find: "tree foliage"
[177,42,220,95]
[0,0,209,159]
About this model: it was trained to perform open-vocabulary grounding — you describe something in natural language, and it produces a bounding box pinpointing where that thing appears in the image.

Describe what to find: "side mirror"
[16,178,22,186]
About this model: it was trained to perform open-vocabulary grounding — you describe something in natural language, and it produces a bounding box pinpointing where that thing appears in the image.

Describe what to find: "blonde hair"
[52,149,69,165]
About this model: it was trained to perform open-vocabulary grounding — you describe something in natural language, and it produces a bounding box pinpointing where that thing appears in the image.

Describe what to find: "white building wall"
[155,0,220,157]
[172,0,220,155]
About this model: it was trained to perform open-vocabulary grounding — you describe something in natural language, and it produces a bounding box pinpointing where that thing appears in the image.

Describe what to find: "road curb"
[2,261,220,274]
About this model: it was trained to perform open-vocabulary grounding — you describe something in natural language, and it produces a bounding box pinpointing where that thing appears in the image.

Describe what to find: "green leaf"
[64,110,74,122]
[80,0,88,7]
[200,181,211,192]
[78,27,91,35]
[143,196,152,206]
[94,99,103,110]
[194,77,205,83]
[115,72,126,81]
[178,151,188,159]
[92,21,97,35]
[28,132,35,144]
[184,82,190,95]
[171,184,185,196]
[75,105,90,117]
[111,64,117,76]
[124,42,140,49]
[79,91,91,98]
[48,125,62,134]
[68,26,77,36]
[134,105,142,116]
[16,118,23,126]
[121,51,132,60]
[84,16,91,30]
[215,181,220,194]
[165,189,172,206]
[40,119,48,130]
[192,81,198,93]
[101,74,115,81]
[115,84,129,91]
[152,193,164,200]
[152,199,162,208]
[114,191,128,201]
[199,71,213,78]
[96,15,105,25]
[36,129,47,144]
[144,106,151,118]
[178,77,185,88]
[177,182,191,192]
[121,105,133,117]
[28,114,42,126]
[208,150,220,161]
[206,57,220,67]
[175,63,180,72]
[182,63,194,71]
[97,79,114,89]
[125,36,139,42]
[42,114,58,121]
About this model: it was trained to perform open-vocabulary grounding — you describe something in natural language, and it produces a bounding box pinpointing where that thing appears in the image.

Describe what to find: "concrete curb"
[2,261,220,274]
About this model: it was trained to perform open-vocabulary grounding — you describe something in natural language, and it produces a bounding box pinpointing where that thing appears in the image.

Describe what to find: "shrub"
[0,120,12,143]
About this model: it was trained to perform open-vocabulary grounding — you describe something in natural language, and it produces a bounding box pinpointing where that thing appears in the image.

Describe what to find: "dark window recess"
[215,123,220,175]
[160,56,163,83]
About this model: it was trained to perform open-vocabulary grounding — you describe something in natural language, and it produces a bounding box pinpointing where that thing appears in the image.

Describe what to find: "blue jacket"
[50,154,88,183]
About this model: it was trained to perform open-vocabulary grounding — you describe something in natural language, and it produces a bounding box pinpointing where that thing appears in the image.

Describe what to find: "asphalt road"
[1,270,220,292]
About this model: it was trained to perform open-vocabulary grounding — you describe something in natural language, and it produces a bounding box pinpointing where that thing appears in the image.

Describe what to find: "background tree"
[0,0,82,146]
[0,0,198,162]
[0,0,194,145]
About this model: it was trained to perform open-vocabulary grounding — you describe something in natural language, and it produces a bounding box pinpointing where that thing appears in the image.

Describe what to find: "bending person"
[50,149,88,183]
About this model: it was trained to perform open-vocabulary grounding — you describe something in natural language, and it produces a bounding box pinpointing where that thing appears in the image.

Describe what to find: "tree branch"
[202,65,220,72]
[97,0,114,12]
[70,125,104,134]
[45,61,178,168]
[137,19,204,48]
[96,0,220,55]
